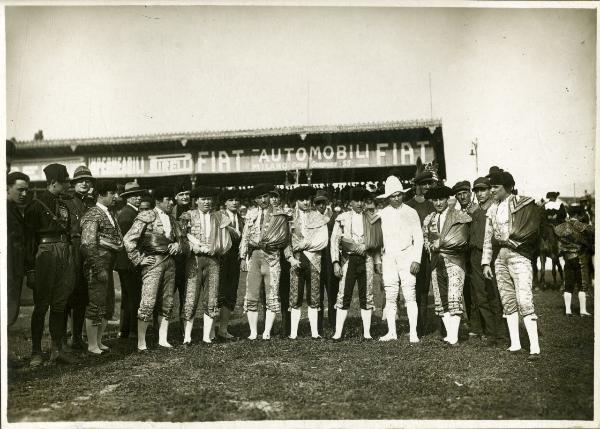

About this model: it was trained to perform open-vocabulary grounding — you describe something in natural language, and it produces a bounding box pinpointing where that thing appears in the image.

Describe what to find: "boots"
[97,319,109,351]
[523,315,540,356]
[360,309,372,339]
[308,307,320,338]
[564,292,572,315]
[158,316,172,348]
[289,308,301,339]
[332,309,347,340]
[406,302,419,343]
[202,314,214,344]
[263,309,276,340]
[506,312,522,352]
[247,311,258,340]
[85,319,101,354]
[579,291,592,316]
[183,319,194,345]
[137,319,150,351]
[379,307,397,341]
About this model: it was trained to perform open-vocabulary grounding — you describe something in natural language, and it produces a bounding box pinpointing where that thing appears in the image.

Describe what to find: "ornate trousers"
[431,254,465,316]
[184,255,221,319]
[137,256,176,322]
[494,248,536,318]
[244,249,281,313]
[335,254,375,310]
[289,251,321,310]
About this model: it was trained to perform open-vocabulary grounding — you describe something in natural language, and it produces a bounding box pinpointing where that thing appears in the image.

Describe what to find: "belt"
[38,234,69,244]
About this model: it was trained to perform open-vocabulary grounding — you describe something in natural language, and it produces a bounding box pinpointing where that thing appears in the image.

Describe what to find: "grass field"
[5,271,595,423]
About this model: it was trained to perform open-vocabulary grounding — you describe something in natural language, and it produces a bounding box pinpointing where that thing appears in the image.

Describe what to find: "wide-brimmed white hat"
[376,175,410,199]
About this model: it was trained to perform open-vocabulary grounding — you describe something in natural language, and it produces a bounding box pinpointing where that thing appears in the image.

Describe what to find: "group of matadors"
[6,162,593,368]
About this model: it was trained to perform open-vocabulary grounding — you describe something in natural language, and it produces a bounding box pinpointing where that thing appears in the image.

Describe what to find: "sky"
[5,4,596,198]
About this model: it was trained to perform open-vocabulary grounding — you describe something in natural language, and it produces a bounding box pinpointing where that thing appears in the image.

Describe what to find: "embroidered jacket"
[555,219,594,259]
[80,206,124,260]
[284,208,329,260]
[239,206,291,259]
[482,195,541,265]
[180,209,232,256]
[330,210,382,265]
[423,207,472,267]
[123,208,189,266]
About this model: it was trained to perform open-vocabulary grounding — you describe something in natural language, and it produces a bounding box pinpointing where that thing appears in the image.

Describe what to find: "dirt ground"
[5,271,595,423]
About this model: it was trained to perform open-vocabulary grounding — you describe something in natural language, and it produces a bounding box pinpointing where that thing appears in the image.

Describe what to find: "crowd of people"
[6,156,595,368]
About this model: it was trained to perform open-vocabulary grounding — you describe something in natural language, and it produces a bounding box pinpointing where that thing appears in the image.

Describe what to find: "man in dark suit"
[172,181,192,321]
[217,189,244,339]
[115,181,146,340]
[313,190,339,335]
[63,166,96,351]
[7,171,30,367]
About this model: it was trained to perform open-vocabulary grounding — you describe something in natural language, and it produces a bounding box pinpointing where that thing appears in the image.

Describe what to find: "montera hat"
[43,163,69,182]
[71,165,95,183]
[289,186,316,202]
[489,171,516,189]
[94,179,118,195]
[175,181,192,196]
[248,183,276,198]
[376,175,410,199]
[343,187,372,202]
[313,190,329,203]
[219,188,241,203]
[190,185,220,198]
[425,185,454,200]
[120,181,147,199]
[546,191,560,199]
[472,177,491,190]
[152,186,174,201]
[452,181,471,194]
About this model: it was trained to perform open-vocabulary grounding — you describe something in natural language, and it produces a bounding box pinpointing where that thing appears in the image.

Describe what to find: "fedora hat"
[120,181,146,199]
[376,175,410,199]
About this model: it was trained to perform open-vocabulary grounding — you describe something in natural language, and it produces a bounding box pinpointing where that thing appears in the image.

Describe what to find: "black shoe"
[136,347,150,354]
[182,341,192,348]
[52,350,78,365]
[527,353,541,361]
[71,338,88,351]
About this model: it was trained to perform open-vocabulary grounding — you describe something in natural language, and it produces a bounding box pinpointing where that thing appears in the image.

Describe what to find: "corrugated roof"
[14,118,442,151]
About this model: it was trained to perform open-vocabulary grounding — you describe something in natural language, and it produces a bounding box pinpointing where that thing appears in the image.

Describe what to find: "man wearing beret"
[468,177,505,344]
[62,165,96,351]
[377,176,423,343]
[218,188,245,339]
[240,184,291,340]
[123,187,189,352]
[555,204,594,317]
[406,170,437,338]
[24,163,77,366]
[115,182,147,340]
[482,170,542,360]
[285,186,329,339]
[331,187,383,341]
[423,185,472,346]
[179,186,232,345]
[80,180,124,354]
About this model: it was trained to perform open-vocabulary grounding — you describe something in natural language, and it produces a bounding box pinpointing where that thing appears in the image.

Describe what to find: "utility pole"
[470,138,479,175]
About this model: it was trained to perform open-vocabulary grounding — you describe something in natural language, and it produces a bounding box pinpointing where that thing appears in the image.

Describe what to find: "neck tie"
[437,213,441,231]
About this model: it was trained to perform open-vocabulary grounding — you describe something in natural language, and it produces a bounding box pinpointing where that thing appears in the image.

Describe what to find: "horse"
[533,223,564,290]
